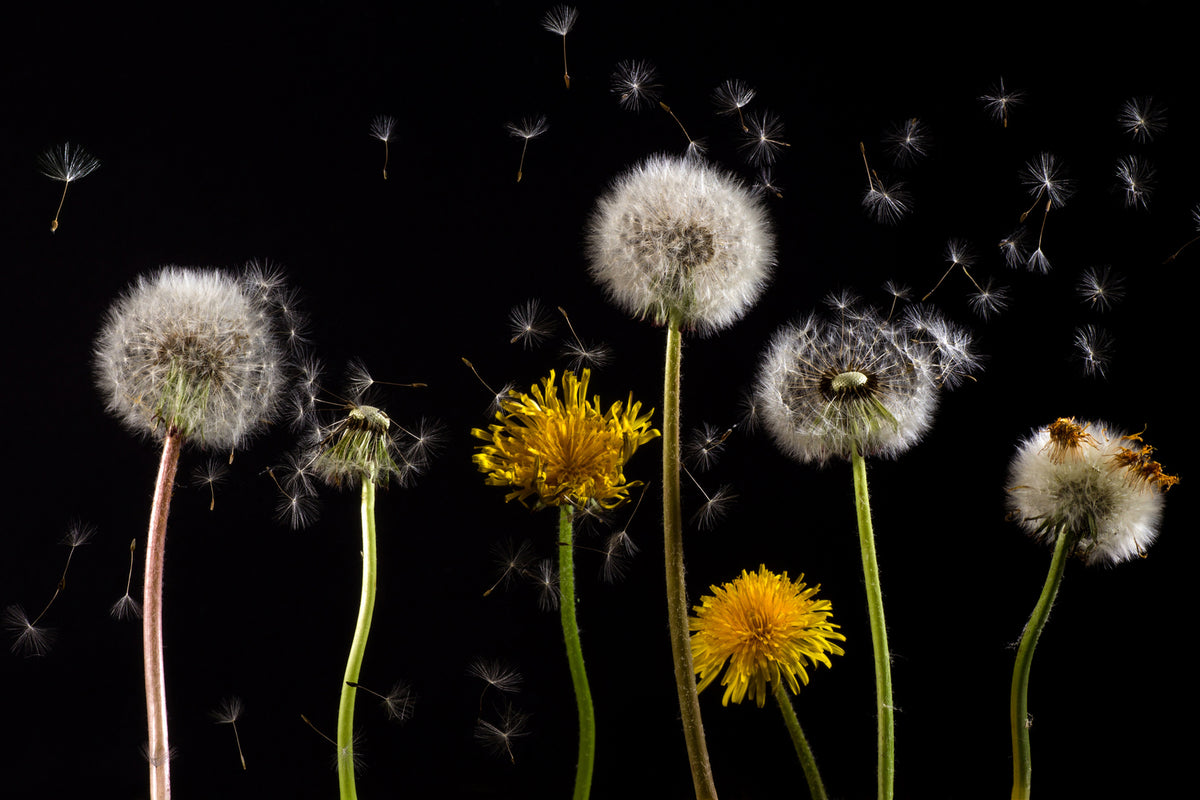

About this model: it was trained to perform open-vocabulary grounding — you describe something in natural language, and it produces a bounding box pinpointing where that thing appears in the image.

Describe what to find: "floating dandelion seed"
[1115,155,1155,209]
[191,458,229,511]
[467,659,523,713]
[475,703,531,764]
[685,422,735,472]
[657,100,706,159]
[885,117,929,165]
[1019,152,1073,272]
[557,306,612,371]
[980,77,1024,128]
[684,468,735,531]
[999,229,1029,269]
[1165,202,1200,263]
[38,142,100,232]
[611,59,661,111]
[212,697,247,770]
[345,680,416,723]
[713,78,756,132]
[741,110,790,166]
[860,143,911,224]
[111,538,143,620]
[505,115,548,183]
[6,522,95,655]
[923,238,978,301]
[753,167,784,199]
[1118,96,1166,142]
[483,539,536,596]
[1076,266,1125,311]
[369,115,397,180]
[507,298,554,348]
[690,565,845,707]
[967,277,1009,320]
[541,5,578,88]
[532,558,560,611]
[1074,325,1114,378]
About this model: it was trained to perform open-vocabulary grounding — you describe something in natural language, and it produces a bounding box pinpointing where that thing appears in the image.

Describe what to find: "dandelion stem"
[850,441,893,800]
[1010,523,1072,800]
[772,679,829,800]
[663,315,719,800]
[144,428,182,800]
[558,505,595,800]
[337,478,378,800]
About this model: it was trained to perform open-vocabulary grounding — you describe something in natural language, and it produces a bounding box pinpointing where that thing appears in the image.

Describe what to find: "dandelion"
[467,659,523,712]
[8,522,95,653]
[191,458,229,511]
[691,565,844,798]
[756,298,977,800]
[345,680,416,723]
[980,77,1024,128]
[923,238,980,302]
[1115,155,1155,209]
[293,367,432,800]
[212,697,247,770]
[999,229,1028,269]
[860,142,911,224]
[586,154,775,334]
[684,422,734,472]
[505,115,548,183]
[38,141,100,232]
[753,167,784,199]
[369,115,397,179]
[741,110,790,166]
[586,153,775,799]
[94,265,290,800]
[557,306,613,371]
[611,59,661,111]
[1076,266,1125,311]
[473,370,657,798]
[884,117,929,165]
[541,5,577,88]
[1021,152,1074,215]
[1074,325,1114,377]
[1118,96,1166,142]
[967,277,1009,320]
[1006,419,1175,798]
[712,78,756,131]
[482,538,535,596]
[110,538,143,620]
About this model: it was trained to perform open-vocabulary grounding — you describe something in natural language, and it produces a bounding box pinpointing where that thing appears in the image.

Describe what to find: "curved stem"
[662,316,719,800]
[772,680,829,800]
[1010,523,1072,800]
[558,505,595,800]
[850,442,893,800]
[337,479,378,800]
[144,428,182,800]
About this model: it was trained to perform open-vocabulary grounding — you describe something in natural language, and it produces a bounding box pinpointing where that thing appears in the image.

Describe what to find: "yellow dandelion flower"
[690,565,846,707]
[472,369,660,510]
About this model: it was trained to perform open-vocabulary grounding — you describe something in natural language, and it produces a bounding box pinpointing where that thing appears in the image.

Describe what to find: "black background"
[3,3,1192,798]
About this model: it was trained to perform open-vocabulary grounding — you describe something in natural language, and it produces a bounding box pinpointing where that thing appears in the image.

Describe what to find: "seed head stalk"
[558,505,595,799]
[772,679,829,800]
[1010,523,1072,800]
[144,427,182,800]
[337,477,378,800]
[851,441,893,800]
[663,315,719,800]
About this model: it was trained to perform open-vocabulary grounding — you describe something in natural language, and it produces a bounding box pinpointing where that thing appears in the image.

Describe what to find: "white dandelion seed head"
[755,303,978,465]
[586,154,776,335]
[1007,420,1168,565]
[541,4,578,36]
[369,115,397,142]
[94,266,289,450]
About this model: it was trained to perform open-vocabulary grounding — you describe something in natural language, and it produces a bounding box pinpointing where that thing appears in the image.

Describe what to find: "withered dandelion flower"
[690,565,845,708]
[472,369,659,510]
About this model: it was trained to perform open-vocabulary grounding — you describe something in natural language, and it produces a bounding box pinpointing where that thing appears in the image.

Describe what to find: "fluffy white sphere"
[586,154,775,334]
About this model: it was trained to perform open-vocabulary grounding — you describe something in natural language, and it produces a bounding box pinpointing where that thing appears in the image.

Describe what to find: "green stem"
[1010,524,1072,800]
[144,428,182,800]
[772,679,829,800]
[850,442,893,800]
[662,316,719,800]
[558,505,595,800]
[337,479,378,800]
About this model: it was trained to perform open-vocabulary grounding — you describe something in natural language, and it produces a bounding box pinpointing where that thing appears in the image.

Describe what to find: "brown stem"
[144,428,182,800]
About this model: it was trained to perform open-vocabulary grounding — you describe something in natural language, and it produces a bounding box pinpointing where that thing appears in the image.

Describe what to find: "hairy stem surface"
[337,479,378,800]
[773,679,829,800]
[558,505,595,800]
[144,428,182,800]
[1010,524,1072,800]
[851,443,893,800]
[663,316,718,800]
